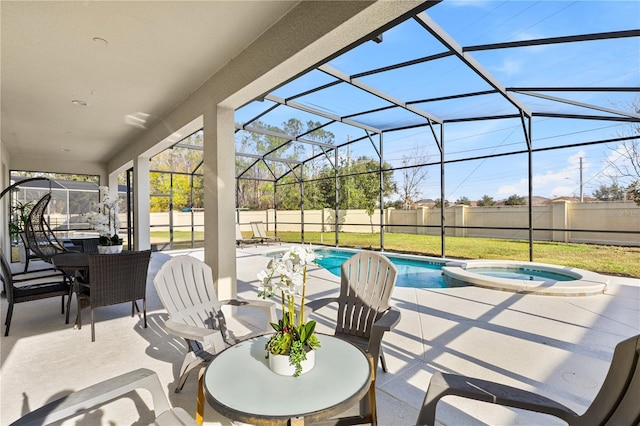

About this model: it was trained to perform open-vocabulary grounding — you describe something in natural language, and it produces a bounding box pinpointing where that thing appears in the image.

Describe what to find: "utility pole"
[579,156,583,202]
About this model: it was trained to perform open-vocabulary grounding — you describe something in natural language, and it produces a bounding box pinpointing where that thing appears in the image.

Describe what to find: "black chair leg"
[5,303,13,336]
[91,309,95,342]
[380,350,388,373]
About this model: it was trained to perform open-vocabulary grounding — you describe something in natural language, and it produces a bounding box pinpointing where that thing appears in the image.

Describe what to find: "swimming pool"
[312,248,446,289]
[266,247,608,295]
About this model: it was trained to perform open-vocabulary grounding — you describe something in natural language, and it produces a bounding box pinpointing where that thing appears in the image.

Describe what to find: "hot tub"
[442,260,608,296]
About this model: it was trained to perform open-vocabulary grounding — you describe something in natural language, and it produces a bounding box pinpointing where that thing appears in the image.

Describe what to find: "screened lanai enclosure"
[233,0,640,261]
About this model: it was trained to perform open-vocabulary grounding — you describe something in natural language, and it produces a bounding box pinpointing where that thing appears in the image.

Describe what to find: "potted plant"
[86,186,123,253]
[257,245,321,376]
[9,200,34,263]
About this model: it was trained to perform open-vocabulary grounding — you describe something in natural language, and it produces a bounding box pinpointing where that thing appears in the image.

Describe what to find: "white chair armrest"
[164,319,226,353]
[306,297,339,314]
[221,298,277,323]
[10,369,186,426]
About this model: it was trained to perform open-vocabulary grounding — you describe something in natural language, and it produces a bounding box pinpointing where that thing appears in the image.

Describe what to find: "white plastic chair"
[10,368,197,426]
[153,256,276,391]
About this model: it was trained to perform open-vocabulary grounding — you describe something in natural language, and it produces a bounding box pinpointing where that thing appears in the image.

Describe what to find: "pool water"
[468,267,574,282]
[313,249,446,289]
[268,248,578,290]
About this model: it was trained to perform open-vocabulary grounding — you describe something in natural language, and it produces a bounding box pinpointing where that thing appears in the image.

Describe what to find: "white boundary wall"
[51,201,639,246]
[236,200,640,247]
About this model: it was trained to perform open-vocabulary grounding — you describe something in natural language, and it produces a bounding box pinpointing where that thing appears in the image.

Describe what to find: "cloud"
[496,150,591,198]
[492,58,524,77]
[496,184,520,197]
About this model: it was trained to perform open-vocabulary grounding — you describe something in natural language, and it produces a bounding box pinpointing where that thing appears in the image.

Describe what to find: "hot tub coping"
[442,260,608,296]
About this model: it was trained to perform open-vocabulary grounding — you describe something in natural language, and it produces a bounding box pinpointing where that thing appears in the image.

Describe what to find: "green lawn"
[149,230,640,278]
[275,232,640,278]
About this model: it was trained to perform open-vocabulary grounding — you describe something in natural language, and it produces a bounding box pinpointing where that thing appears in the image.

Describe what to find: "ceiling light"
[60,148,70,152]
[71,100,88,106]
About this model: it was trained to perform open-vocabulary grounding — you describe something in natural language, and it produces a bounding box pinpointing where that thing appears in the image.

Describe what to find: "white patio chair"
[153,255,276,392]
[9,368,196,426]
[250,221,281,244]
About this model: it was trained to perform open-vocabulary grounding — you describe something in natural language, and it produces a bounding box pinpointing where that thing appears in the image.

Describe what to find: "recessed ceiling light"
[60,148,70,152]
[92,37,109,45]
[71,100,88,106]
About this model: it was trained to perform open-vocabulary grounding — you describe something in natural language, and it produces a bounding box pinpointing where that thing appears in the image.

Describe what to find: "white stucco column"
[203,105,236,300]
[107,174,118,194]
[134,156,151,251]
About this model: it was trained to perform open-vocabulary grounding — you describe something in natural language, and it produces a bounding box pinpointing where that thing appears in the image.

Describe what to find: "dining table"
[51,252,90,326]
[201,334,374,426]
[51,252,89,276]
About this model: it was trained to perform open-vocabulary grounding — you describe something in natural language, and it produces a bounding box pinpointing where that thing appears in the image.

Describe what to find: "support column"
[418,207,427,235]
[552,200,569,243]
[133,156,151,251]
[107,174,119,196]
[454,205,467,237]
[203,105,236,300]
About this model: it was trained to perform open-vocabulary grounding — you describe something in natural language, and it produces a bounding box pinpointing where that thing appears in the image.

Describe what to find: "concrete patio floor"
[1,245,639,425]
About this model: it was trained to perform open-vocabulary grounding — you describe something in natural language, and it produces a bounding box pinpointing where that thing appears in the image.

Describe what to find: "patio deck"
[1,246,638,425]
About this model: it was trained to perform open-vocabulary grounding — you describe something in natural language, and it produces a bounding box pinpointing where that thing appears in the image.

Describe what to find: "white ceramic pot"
[97,245,123,254]
[268,348,315,376]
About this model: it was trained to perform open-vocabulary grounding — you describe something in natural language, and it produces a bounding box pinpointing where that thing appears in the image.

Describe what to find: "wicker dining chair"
[1,249,70,336]
[81,238,100,253]
[76,250,151,342]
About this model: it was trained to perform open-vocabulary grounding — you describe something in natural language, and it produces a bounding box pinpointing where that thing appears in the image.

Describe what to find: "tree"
[150,131,204,212]
[236,119,336,210]
[455,196,471,205]
[592,182,625,201]
[504,194,526,205]
[627,181,640,205]
[605,96,640,205]
[477,195,495,206]
[398,146,430,209]
[434,198,449,208]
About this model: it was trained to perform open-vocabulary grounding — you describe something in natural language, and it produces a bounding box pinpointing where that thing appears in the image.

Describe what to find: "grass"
[148,230,639,277]
[272,232,640,278]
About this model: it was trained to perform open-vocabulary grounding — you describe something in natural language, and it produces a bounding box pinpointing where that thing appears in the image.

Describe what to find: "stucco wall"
[235,201,640,246]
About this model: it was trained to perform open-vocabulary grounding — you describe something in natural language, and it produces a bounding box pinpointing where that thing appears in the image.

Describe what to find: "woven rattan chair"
[307,250,400,373]
[417,334,640,426]
[18,232,41,273]
[23,193,70,264]
[153,255,276,392]
[81,237,100,253]
[76,250,151,342]
[1,249,70,336]
[9,368,197,426]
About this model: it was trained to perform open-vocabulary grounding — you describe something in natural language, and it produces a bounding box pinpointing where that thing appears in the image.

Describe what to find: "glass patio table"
[203,334,372,426]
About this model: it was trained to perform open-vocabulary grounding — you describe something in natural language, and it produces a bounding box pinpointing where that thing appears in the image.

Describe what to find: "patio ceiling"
[235,1,640,182]
[0,1,299,165]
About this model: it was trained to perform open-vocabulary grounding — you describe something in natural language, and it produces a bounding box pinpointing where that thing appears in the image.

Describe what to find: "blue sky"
[236,1,639,202]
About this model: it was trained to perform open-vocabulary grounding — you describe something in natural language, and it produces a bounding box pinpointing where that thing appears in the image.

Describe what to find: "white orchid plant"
[86,186,122,246]
[258,245,321,376]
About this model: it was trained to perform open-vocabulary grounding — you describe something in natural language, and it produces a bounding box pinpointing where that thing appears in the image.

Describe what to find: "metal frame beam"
[414,12,532,118]
[319,64,443,124]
